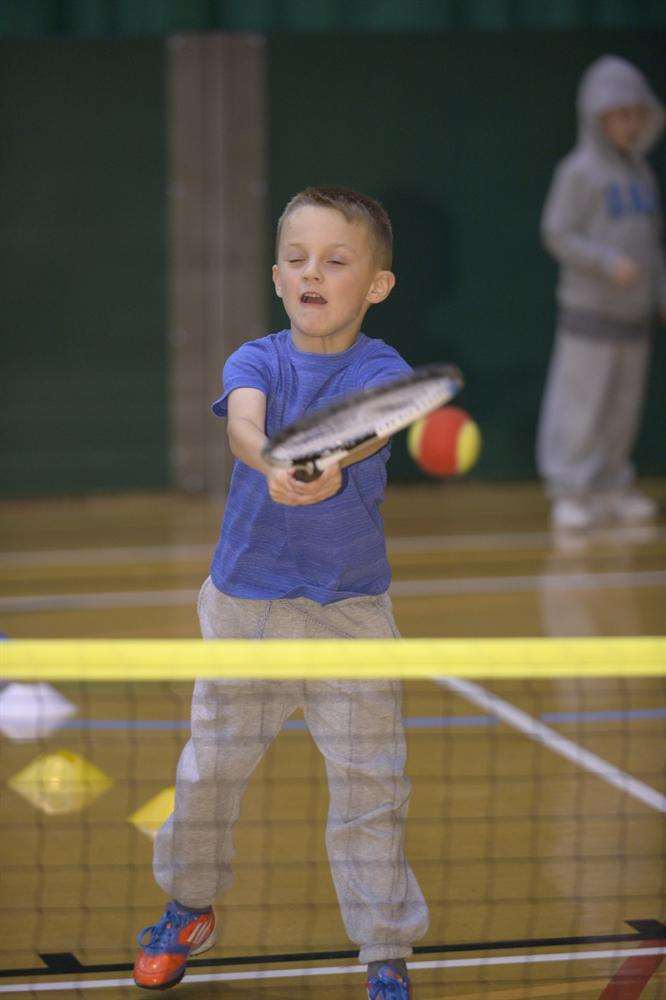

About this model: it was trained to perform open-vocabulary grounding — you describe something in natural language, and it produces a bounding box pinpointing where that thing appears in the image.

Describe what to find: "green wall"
[269,31,666,479]
[1,40,166,494]
[2,31,664,493]
[2,0,666,35]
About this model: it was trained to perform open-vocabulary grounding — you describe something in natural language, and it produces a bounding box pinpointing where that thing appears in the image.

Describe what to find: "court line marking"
[0,947,664,993]
[0,590,200,613]
[392,570,666,597]
[456,981,610,999]
[55,706,666,733]
[455,978,661,1000]
[598,944,664,998]
[1,525,663,567]
[2,569,665,614]
[541,707,666,724]
[436,677,666,813]
[388,527,666,553]
[0,544,212,568]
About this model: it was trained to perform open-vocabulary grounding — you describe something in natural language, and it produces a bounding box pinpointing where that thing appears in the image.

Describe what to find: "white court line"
[0,589,198,613]
[0,544,212,569]
[391,570,666,597]
[389,526,666,553]
[0,948,663,993]
[2,525,664,567]
[437,676,666,813]
[2,569,665,613]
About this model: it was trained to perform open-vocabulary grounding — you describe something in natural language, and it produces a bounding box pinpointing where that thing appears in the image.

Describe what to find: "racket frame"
[262,364,463,481]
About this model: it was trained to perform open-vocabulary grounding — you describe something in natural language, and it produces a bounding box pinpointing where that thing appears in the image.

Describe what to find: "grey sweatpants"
[153,579,429,964]
[536,329,651,499]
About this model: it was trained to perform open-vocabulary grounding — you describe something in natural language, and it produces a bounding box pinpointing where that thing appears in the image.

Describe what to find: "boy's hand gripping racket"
[262,364,463,482]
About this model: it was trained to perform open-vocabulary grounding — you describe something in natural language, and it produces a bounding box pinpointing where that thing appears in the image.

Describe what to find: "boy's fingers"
[269,469,305,497]
[287,468,329,492]
[300,473,342,503]
[268,464,342,504]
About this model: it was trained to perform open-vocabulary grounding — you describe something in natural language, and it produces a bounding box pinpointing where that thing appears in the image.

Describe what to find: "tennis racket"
[262,364,463,482]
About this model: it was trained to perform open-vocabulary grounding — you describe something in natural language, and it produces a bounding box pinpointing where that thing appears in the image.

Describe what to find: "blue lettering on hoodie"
[605,180,655,219]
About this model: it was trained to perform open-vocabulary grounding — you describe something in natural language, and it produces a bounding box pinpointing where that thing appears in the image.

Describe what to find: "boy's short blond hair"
[275,186,393,269]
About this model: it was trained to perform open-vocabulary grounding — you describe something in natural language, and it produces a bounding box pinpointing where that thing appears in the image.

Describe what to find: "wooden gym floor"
[0,481,664,998]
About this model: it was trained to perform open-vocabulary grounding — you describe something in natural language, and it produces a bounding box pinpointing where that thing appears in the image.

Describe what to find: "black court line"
[0,919,663,980]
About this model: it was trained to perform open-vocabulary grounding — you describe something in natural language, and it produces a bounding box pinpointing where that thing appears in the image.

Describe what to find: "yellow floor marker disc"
[129,786,175,840]
[8,750,112,815]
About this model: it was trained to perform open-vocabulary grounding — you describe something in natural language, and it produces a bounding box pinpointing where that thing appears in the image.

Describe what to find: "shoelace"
[136,906,191,950]
[367,969,409,1000]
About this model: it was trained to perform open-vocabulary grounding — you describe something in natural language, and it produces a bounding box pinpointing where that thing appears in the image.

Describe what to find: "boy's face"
[600,105,648,153]
[272,205,394,352]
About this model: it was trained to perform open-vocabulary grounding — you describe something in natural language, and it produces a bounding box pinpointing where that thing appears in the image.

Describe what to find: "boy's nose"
[302,259,323,280]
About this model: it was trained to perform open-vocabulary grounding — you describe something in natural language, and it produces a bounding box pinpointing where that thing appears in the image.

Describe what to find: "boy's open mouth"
[300,292,327,305]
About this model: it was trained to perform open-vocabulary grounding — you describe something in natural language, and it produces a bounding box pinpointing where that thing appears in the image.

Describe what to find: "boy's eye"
[287,258,304,263]
[329,260,345,266]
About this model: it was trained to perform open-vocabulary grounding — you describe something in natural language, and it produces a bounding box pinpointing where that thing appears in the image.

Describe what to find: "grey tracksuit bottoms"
[153,578,429,964]
[536,329,651,499]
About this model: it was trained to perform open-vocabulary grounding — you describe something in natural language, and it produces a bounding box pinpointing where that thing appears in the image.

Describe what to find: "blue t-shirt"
[210,330,411,604]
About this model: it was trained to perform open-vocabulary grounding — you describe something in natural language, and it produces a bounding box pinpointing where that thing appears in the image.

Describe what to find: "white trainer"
[604,490,658,524]
[551,498,597,530]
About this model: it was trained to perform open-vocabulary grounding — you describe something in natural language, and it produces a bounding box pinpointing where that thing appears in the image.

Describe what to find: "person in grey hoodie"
[536,55,665,529]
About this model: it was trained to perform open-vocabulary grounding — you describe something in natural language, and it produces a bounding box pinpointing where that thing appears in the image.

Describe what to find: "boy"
[536,55,665,529]
[134,188,428,998]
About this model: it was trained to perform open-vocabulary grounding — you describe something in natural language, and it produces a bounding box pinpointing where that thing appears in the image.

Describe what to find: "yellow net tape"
[0,637,664,680]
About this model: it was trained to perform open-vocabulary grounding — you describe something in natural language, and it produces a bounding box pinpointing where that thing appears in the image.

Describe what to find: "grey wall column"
[168,33,268,493]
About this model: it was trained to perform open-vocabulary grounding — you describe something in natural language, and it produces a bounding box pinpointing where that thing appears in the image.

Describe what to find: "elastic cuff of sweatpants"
[359,944,413,964]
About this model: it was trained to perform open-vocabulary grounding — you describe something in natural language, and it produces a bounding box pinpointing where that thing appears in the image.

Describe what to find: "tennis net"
[0,638,664,996]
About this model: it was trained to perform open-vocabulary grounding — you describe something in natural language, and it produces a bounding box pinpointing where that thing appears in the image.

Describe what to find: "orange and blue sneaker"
[133,900,217,990]
[366,960,412,999]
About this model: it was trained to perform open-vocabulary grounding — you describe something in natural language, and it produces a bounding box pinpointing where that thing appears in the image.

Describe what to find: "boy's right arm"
[227,388,342,506]
[541,161,638,286]
[226,387,271,473]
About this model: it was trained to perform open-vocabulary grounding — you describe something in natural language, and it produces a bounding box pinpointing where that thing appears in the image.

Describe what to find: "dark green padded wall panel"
[269,31,666,479]
[1,40,166,494]
[2,0,666,36]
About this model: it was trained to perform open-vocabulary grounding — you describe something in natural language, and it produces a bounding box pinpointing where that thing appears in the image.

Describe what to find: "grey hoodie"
[541,55,666,336]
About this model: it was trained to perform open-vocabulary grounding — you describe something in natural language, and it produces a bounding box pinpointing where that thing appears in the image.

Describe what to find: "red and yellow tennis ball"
[407,406,481,477]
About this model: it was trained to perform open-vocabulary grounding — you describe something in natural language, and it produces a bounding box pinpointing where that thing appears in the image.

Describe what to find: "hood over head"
[576,55,664,155]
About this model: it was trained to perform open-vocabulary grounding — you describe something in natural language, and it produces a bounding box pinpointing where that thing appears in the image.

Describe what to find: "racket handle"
[293,463,322,483]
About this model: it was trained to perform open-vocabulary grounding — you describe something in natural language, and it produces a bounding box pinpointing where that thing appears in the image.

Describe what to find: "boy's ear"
[366,270,396,305]
[272,264,283,298]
